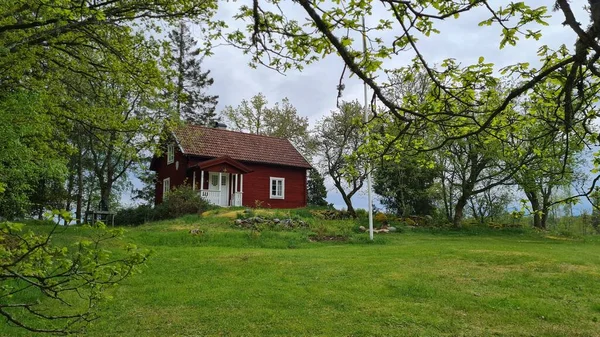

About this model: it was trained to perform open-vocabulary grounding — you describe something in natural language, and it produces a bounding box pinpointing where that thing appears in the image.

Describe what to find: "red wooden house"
[150,125,312,208]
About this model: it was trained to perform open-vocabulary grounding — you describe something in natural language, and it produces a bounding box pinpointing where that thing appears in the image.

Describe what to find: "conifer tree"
[169,22,219,125]
[307,169,328,207]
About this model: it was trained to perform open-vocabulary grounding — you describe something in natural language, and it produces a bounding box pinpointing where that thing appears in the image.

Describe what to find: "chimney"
[214,121,227,130]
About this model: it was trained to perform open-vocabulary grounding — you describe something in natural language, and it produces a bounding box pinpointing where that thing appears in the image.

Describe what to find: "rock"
[189,228,203,235]
[235,219,243,225]
[254,217,264,223]
[388,226,397,232]
[359,226,366,232]
[424,215,433,221]
[273,218,280,223]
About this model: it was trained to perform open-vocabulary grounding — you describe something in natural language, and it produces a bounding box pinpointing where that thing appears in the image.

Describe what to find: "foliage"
[467,188,513,225]
[220,93,310,155]
[225,0,600,219]
[373,158,437,217]
[131,157,157,207]
[155,185,210,220]
[313,101,367,217]
[0,211,149,334]
[0,91,67,220]
[115,205,156,227]
[307,169,328,207]
[168,22,219,125]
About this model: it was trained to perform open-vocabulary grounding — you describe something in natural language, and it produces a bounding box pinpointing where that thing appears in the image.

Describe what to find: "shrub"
[115,205,155,226]
[155,185,210,220]
[374,212,388,224]
[354,208,368,219]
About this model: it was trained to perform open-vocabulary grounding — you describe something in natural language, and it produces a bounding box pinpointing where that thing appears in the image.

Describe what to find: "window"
[167,144,175,164]
[270,177,285,199]
[163,178,171,196]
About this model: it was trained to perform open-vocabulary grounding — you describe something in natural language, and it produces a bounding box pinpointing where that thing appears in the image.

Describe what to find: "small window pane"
[270,178,284,198]
[211,175,219,186]
[221,176,226,185]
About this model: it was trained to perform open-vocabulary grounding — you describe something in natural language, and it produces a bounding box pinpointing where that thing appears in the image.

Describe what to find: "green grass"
[3,210,600,336]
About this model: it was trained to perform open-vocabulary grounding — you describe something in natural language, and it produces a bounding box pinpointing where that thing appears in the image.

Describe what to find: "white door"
[208,173,229,206]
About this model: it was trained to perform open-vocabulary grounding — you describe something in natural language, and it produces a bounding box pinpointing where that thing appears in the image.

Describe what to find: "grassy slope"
[3,210,600,337]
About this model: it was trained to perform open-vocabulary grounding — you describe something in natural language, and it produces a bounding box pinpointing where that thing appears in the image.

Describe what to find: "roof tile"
[173,125,312,169]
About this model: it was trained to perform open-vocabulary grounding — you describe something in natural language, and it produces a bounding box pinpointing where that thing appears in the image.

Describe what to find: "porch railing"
[200,190,221,206]
[232,192,243,207]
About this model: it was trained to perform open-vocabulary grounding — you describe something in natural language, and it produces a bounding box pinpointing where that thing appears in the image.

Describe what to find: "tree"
[0,213,149,334]
[0,1,218,90]
[313,101,367,217]
[169,22,219,125]
[307,169,328,207]
[132,157,157,206]
[510,82,590,229]
[221,93,310,153]
[228,1,600,204]
[467,188,512,224]
[0,91,67,220]
[373,159,437,217]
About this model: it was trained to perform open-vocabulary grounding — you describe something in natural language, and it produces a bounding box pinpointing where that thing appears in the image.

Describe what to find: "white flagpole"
[362,15,374,241]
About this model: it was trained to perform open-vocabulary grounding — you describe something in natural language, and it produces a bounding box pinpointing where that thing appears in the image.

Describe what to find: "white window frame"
[270,177,285,199]
[163,178,171,196]
[167,144,175,165]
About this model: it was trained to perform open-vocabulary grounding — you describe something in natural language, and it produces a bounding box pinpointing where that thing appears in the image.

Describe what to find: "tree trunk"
[526,191,544,229]
[76,152,84,224]
[453,194,469,227]
[340,191,356,218]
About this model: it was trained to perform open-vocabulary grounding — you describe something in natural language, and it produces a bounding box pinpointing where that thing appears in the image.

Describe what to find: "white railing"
[200,190,221,206]
[232,192,243,207]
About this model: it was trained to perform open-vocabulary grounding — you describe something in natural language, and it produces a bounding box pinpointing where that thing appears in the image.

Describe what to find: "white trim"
[269,177,285,199]
[192,171,196,190]
[170,131,186,154]
[200,170,204,191]
[240,174,243,193]
[163,177,171,196]
[167,144,175,164]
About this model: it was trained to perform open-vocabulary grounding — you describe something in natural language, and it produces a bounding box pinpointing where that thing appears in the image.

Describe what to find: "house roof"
[173,125,312,169]
[190,156,253,173]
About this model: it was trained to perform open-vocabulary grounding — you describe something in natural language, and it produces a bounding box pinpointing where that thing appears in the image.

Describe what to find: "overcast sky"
[181,1,588,211]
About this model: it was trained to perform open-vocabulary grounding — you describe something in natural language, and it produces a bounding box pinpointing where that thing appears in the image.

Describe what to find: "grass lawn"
[3,209,600,336]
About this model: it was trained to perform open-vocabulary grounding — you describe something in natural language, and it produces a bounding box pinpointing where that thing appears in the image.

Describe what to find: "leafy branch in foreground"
[0,210,150,335]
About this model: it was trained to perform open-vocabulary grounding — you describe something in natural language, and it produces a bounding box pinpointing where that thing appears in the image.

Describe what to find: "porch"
[188,156,252,208]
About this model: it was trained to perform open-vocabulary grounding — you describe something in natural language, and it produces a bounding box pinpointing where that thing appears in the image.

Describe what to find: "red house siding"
[241,163,307,208]
[154,148,190,204]
[154,154,308,208]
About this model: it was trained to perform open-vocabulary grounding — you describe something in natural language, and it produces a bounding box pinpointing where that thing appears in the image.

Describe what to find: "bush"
[115,205,155,226]
[354,208,368,219]
[115,185,210,226]
[374,212,388,224]
[154,185,210,220]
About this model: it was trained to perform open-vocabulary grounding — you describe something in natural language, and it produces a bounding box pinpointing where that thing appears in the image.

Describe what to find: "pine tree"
[169,22,219,125]
[307,169,329,207]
